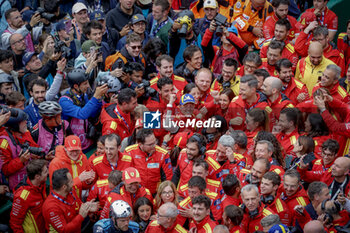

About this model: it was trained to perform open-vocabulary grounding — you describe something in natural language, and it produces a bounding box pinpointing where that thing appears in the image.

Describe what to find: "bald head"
[309,42,323,54]
[213,225,229,233]
[308,42,323,66]
[158,202,178,219]
[268,77,283,91]
[9,33,26,53]
[304,220,327,233]
[336,157,350,170]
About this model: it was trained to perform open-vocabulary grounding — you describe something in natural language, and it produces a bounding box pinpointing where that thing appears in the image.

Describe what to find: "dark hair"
[271,0,290,7]
[306,113,329,137]
[268,40,284,54]
[133,197,154,222]
[193,158,209,171]
[153,0,170,11]
[156,54,173,67]
[183,45,201,62]
[108,170,122,186]
[192,195,211,209]
[222,174,240,196]
[263,171,281,186]
[276,58,293,72]
[83,20,103,36]
[220,88,235,102]
[223,58,239,70]
[188,176,206,192]
[297,136,315,155]
[280,108,299,126]
[322,139,339,155]
[183,83,197,94]
[307,181,328,201]
[123,62,145,75]
[0,49,13,63]
[143,38,167,63]
[313,25,329,38]
[253,69,270,79]
[284,169,301,182]
[52,168,70,190]
[136,128,154,144]
[255,158,271,172]
[97,135,107,145]
[187,133,207,152]
[5,8,18,20]
[27,159,48,180]
[247,108,269,132]
[5,91,25,106]
[117,88,137,105]
[243,52,262,67]
[211,115,228,134]
[224,205,243,226]
[275,18,292,31]
[240,75,258,88]
[28,78,48,93]
[105,134,121,147]
[157,77,173,90]
[230,130,247,149]
[44,0,59,13]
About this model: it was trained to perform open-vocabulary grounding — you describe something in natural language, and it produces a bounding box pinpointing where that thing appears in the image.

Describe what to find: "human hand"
[94,84,109,99]
[0,110,11,126]
[120,25,130,37]
[57,58,67,72]
[230,117,243,126]
[252,27,263,38]
[19,150,31,163]
[30,13,41,27]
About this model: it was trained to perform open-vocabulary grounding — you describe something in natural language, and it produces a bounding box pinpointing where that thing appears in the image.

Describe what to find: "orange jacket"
[49,145,93,198]
[233,0,273,47]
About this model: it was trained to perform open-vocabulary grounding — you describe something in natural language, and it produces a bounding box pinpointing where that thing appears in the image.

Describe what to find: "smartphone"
[90,46,96,54]
[65,20,72,34]
[303,153,315,164]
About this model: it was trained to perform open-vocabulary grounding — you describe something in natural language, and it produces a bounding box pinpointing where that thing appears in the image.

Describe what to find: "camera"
[137,80,157,97]
[36,7,55,21]
[21,142,45,157]
[214,13,229,37]
[97,76,112,88]
[217,75,231,89]
[0,105,20,117]
[54,39,71,59]
[176,10,195,38]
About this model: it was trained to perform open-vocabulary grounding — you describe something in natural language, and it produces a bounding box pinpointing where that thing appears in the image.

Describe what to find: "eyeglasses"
[161,190,174,196]
[130,45,142,50]
[11,38,25,45]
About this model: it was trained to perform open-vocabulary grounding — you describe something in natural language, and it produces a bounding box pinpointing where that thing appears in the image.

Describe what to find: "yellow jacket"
[295,56,335,95]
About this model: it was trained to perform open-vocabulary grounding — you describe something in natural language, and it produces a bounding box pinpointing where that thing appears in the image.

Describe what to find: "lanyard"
[74,21,81,38]
[53,127,60,146]
[51,192,76,206]
[329,176,348,200]
[31,102,40,119]
[318,11,325,26]
[114,106,130,132]
[152,19,168,37]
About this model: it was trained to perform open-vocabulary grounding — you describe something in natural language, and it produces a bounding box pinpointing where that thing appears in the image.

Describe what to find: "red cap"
[173,131,194,149]
[123,167,141,184]
[135,119,143,129]
[296,11,317,30]
[64,135,81,151]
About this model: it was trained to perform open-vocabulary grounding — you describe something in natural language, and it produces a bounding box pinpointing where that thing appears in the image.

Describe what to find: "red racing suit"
[10,178,47,233]
[145,218,188,233]
[263,14,298,42]
[241,205,275,232]
[282,78,310,105]
[260,42,298,70]
[126,144,173,195]
[90,153,131,180]
[189,215,217,233]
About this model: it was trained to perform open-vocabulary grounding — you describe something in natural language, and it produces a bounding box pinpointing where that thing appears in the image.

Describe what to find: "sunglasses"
[130,45,142,50]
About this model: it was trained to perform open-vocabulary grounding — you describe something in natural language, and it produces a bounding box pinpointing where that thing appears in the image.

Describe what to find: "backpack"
[105,51,127,71]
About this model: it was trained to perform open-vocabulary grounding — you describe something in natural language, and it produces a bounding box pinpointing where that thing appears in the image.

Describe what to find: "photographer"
[201,19,247,76]
[31,101,72,155]
[118,62,147,99]
[0,108,42,190]
[54,20,80,62]
[2,8,42,51]
[59,68,108,152]
[0,73,15,104]
[169,10,203,68]
[193,0,219,43]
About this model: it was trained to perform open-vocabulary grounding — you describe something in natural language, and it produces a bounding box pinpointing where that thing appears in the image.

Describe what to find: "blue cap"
[55,20,65,32]
[180,94,195,105]
[90,10,105,21]
[228,24,238,35]
[268,224,290,233]
[22,52,38,66]
[22,10,34,23]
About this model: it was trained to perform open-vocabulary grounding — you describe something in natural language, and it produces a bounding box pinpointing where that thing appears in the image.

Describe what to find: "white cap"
[204,0,218,9]
[72,3,87,14]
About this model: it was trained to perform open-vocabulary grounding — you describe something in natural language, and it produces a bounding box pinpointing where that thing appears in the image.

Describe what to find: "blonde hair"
[155,180,178,210]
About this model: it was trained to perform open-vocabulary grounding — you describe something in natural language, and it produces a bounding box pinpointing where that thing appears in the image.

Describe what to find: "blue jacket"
[59,90,102,120]
[24,99,40,128]
[93,219,139,233]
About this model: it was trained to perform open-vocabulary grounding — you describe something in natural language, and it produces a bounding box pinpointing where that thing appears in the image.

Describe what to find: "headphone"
[183,67,198,82]
[241,203,260,218]
[216,75,231,89]
[261,195,275,205]
[191,134,206,155]
[321,199,342,224]
[245,174,252,184]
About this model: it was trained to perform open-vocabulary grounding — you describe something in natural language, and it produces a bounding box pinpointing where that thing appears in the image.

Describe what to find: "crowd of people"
[0,0,348,232]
